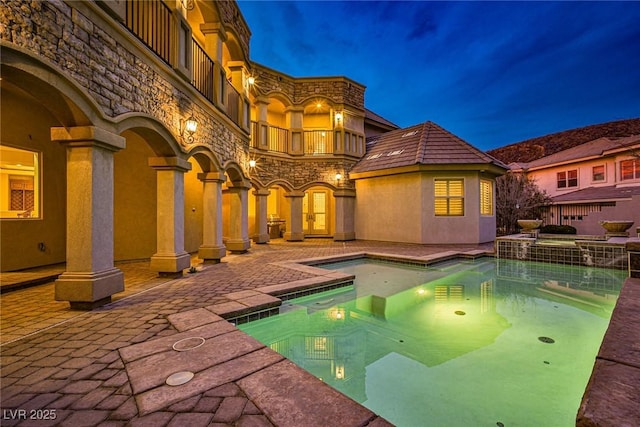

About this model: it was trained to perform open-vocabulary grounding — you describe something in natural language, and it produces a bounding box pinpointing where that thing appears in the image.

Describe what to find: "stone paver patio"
[1,239,494,426]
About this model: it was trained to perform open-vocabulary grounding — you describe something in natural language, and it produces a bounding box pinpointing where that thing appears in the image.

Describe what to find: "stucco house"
[510,134,640,235]
[350,122,508,244]
[1,0,505,308]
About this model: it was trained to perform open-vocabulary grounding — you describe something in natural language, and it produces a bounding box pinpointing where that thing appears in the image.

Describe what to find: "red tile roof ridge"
[415,121,432,164]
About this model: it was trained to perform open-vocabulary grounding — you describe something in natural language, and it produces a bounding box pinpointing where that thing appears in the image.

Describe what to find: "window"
[1,146,40,219]
[592,165,605,182]
[620,159,640,180]
[480,179,493,216]
[435,179,464,216]
[557,170,578,189]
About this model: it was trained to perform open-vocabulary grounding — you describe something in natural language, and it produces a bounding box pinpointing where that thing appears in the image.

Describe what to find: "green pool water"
[239,257,625,426]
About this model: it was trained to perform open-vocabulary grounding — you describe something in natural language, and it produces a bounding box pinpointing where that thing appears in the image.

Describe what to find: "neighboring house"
[510,135,640,235]
[1,0,504,308]
[350,122,508,244]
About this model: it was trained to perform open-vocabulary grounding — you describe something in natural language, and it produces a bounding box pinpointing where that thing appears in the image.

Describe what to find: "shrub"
[540,224,577,234]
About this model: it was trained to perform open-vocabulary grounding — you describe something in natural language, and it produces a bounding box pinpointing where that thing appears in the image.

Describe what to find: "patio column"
[286,106,304,156]
[253,188,271,244]
[284,191,305,241]
[149,157,192,277]
[226,183,251,253]
[333,189,356,241]
[52,126,125,310]
[198,171,227,263]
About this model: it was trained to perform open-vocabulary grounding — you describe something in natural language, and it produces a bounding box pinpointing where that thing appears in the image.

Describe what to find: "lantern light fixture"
[180,115,198,143]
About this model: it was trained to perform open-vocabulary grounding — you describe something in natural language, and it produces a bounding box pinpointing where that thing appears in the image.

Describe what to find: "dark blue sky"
[237,1,640,151]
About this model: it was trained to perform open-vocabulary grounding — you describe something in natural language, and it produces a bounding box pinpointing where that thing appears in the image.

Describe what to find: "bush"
[540,224,577,234]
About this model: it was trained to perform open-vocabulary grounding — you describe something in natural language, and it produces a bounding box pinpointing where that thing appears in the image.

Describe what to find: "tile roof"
[552,184,640,203]
[519,135,640,171]
[351,121,507,174]
[364,108,400,129]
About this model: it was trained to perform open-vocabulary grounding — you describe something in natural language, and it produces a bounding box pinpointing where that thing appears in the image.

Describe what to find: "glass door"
[303,190,329,235]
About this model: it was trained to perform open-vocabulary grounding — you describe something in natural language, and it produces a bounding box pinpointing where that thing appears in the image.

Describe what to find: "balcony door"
[303,190,329,235]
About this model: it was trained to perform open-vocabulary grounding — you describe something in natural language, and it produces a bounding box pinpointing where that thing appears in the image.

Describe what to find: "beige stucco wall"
[421,172,483,244]
[355,171,496,244]
[527,157,619,198]
[0,88,67,271]
[355,174,423,243]
[558,196,640,235]
[113,131,157,261]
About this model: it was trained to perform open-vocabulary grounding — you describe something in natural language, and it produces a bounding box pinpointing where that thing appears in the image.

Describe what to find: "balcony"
[251,123,342,156]
[124,0,245,129]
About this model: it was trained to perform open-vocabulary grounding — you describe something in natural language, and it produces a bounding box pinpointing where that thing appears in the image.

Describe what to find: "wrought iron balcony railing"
[124,0,243,128]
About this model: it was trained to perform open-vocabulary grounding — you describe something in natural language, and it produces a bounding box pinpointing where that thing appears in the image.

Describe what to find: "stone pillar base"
[55,267,124,310]
[284,232,305,242]
[225,238,251,253]
[150,252,191,277]
[198,245,227,263]
[253,233,270,244]
[333,231,356,241]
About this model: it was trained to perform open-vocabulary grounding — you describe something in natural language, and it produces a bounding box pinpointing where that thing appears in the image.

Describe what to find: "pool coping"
[576,276,640,426]
[205,249,491,324]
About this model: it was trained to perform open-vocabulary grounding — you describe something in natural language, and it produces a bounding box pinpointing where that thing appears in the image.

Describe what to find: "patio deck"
[1,239,493,426]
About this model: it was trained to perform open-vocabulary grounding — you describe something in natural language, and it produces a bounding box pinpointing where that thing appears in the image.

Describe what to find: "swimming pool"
[239,257,625,426]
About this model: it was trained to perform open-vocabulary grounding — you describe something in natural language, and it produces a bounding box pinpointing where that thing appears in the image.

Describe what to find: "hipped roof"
[552,185,640,204]
[514,135,640,171]
[351,121,507,174]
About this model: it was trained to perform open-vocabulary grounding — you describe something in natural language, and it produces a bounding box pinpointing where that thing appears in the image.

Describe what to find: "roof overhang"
[349,163,508,180]
[551,198,630,205]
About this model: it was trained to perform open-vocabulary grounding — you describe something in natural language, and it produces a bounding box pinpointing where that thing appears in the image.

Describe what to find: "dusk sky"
[237,1,640,151]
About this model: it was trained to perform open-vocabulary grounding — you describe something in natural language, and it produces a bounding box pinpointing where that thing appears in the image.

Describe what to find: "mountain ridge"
[487,118,640,165]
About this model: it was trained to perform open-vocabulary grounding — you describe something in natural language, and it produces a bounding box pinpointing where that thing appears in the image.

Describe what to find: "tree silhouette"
[496,172,551,235]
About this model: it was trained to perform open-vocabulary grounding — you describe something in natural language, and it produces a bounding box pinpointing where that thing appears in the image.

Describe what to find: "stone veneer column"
[253,189,271,244]
[226,183,251,253]
[52,126,125,310]
[333,189,356,241]
[198,172,227,263]
[284,191,305,241]
[149,157,192,276]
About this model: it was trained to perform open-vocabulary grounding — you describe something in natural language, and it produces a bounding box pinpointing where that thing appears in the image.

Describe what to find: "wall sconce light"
[335,173,342,183]
[180,115,198,143]
[334,112,343,126]
[244,76,257,92]
[249,159,257,168]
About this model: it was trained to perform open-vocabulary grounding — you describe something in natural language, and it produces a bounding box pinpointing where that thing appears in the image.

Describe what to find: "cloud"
[238,0,640,150]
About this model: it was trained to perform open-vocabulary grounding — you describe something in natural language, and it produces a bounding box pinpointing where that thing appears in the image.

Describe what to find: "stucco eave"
[349,163,507,180]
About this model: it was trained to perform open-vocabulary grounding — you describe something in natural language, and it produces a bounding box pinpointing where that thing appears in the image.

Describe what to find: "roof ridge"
[414,121,431,164]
